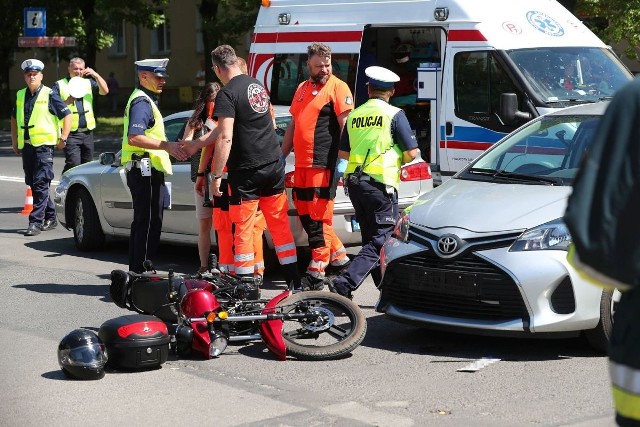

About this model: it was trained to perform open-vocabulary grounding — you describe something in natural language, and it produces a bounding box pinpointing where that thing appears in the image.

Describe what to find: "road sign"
[18,37,76,48]
[24,8,46,37]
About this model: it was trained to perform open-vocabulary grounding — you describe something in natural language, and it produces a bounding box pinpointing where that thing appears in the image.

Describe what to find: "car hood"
[407,179,571,233]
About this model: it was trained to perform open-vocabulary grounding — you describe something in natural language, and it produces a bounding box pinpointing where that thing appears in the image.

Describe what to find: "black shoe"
[328,280,353,300]
[24,224,41,236]
[300,273,326,291]
[41,219,58,231]
[325,259,351,277]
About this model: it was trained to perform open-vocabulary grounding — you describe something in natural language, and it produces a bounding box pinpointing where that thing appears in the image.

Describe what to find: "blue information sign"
[24,8,46,38]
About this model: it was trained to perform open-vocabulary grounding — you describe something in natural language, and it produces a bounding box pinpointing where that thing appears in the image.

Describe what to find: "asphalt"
[0,129,122,158]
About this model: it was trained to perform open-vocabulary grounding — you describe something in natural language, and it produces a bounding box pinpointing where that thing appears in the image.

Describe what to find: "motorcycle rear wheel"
[277,291,367,360]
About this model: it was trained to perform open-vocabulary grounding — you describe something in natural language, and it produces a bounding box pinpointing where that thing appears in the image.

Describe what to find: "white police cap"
[365,66,400,88]
[135,58,169,77]
[21,59,44,73]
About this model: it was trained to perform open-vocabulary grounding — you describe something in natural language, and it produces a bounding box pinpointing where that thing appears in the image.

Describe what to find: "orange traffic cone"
[20,186,33,215]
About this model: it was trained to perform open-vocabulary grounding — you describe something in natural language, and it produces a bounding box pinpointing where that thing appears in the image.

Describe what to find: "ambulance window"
[269,53,358,105]
[454,52,489,114]
[454,51,523,132]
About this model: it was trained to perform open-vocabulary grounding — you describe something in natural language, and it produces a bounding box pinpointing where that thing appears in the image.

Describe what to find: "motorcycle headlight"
[393,213,410,243]
[510,219,572,252]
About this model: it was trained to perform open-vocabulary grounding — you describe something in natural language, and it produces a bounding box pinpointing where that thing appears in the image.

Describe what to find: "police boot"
[281,262,303,291]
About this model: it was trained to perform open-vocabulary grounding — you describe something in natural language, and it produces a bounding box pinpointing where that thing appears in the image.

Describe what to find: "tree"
[199,0,260,83]
[1,0,167,117]
[575,0,640,59]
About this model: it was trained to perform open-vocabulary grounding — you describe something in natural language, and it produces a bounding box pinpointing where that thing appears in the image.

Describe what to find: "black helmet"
[58,329,108,380]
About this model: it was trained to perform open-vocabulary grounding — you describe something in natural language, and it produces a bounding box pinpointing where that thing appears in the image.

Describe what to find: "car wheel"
[72,188,105,251]
[584,289,620,353]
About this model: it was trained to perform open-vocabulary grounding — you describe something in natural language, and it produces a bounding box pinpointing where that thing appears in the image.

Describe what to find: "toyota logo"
[437,235,459,255]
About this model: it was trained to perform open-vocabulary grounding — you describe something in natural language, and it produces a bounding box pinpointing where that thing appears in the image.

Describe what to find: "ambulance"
[248,0,633,185]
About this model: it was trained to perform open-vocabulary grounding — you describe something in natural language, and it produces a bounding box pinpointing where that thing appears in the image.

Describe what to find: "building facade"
[10,1,252,114]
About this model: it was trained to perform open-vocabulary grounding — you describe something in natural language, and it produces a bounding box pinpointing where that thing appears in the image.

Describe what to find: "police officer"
[329,66,418,299]
[11,59,72,237]
[53,57,109,173]
[123,58,187,273]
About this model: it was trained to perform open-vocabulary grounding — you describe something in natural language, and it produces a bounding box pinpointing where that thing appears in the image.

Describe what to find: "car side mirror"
[499,93,531,126]
[99,152,116,166]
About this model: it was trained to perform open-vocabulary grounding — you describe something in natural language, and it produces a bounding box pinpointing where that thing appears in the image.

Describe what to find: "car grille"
[382,251,530,323]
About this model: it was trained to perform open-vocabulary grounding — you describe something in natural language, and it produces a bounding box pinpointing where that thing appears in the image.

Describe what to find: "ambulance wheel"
[72,188,105,251]
[584,289,619,353]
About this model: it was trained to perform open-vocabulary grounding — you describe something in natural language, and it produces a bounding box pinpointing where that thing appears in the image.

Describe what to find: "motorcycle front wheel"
[277,291,367,360]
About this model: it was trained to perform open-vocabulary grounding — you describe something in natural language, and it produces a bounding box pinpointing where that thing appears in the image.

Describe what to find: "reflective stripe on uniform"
[279,256,298,265]
[610,361,640,394]
[235,265,254,275]
[331,247,349,265]
[275,242,296,253]
[235,253,254,262]
[610,361,640,420]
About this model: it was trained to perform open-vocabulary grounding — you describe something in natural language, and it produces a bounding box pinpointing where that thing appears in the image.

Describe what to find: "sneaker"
[300,273,326,291]
[328,280,353,300]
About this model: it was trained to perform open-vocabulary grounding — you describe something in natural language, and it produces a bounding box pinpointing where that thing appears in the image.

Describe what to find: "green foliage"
[577,0,640,59]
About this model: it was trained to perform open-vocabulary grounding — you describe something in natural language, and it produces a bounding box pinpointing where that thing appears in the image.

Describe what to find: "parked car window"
[462,113,602,185]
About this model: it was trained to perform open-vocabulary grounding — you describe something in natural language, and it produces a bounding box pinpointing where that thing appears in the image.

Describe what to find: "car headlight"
[510,219,572,252]
[393,213,410,243]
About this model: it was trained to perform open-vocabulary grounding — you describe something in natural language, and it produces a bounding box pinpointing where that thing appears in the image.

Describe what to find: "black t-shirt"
[213,74,280,170]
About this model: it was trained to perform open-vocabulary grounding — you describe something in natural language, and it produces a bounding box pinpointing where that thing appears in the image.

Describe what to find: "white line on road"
[0,176,59,185]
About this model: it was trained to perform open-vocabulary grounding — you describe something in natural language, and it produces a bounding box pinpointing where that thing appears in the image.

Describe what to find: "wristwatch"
[59,137,67,145]
[212,174,222,179]
[196,172,205,177]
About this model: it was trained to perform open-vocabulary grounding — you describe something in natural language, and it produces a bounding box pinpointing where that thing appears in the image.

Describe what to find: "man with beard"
[281,42,353,290]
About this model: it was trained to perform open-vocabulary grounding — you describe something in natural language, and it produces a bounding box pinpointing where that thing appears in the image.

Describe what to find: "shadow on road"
[360,313,602,362]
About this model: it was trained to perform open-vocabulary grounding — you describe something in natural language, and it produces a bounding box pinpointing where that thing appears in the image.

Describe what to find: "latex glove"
[335,158,348,179]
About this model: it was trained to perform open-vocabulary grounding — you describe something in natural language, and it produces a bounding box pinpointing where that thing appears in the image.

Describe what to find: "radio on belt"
[140,157,151,176]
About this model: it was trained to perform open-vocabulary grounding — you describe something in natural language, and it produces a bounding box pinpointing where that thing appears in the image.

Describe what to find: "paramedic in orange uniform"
[282,42,353,290]
[186,45,302,289]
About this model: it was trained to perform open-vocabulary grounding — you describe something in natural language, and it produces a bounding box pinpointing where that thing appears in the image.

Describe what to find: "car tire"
[584,289,618,353]
[72,188,105,251]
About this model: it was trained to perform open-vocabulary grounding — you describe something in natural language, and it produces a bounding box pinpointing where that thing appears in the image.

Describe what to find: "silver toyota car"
[54,106,433,252]
[377,102,617,352]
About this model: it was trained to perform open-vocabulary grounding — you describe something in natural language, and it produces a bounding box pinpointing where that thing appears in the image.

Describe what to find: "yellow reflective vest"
[122,89,172,175]
[15,86,59,149]
[345,98,403,189]
[55,77,96,131]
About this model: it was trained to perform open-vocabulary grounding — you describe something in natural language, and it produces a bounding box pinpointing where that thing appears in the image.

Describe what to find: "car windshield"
[459,113,602,186]
[507,47,631,104]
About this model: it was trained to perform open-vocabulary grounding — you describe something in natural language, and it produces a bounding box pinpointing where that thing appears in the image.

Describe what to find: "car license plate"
[350,216,360,232]
[408,268,478,298]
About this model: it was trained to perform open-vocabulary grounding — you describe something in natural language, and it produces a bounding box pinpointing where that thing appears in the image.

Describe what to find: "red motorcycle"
[109,262,366,361]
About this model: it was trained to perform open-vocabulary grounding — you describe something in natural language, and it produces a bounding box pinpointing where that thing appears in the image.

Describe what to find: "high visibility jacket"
[345,98,403,189]
[122,89,172,175]
[16,86,59,149]
[56,78,96,131]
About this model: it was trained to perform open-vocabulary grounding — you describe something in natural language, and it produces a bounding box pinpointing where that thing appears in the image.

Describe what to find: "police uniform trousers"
[126,166,166,273]
[332,174,398,292]
[609,287,640,426]
[21,143,57,228]
[63,130,94,173]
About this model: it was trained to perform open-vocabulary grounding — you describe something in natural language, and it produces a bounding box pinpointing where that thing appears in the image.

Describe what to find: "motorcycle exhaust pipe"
[228,334,262,342]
